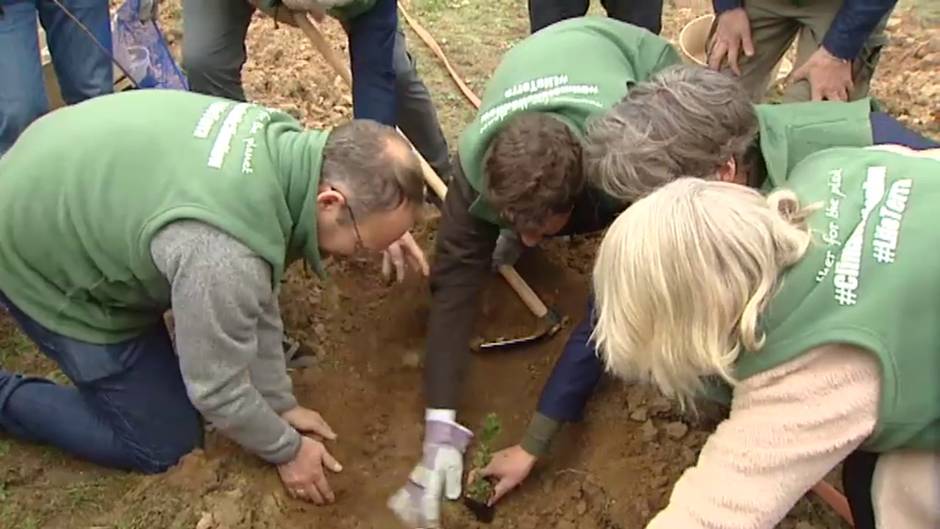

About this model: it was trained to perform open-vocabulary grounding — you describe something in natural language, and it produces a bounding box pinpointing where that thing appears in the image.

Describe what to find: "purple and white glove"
[388,415,473,528]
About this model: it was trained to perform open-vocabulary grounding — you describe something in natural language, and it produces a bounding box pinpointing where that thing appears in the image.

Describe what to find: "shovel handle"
[293,13,353,86]
[496,265,549,318]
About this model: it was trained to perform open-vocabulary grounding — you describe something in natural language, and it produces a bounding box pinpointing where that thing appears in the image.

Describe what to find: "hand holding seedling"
[461,413,508,521]
[468,444,536,506]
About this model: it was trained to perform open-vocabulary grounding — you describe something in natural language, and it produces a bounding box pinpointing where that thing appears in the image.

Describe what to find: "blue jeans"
[0,0,113,156]
[346,0,398,126]
[0,292,202,473]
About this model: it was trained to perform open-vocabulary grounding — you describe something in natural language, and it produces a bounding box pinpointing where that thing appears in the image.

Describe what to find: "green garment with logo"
[755,97,874,190]
[457,16,682,226]
[734,147,940,452]
[0,90,328,345]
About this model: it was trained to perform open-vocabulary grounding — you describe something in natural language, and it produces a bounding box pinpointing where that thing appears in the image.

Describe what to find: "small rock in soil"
[629,406,648,422]
[648,396,672,414]
[664,421,689,440]
[541,477,555,494]
[401,350,421,368]
[576,499,588,515]
[517,514,539,529]
[651,474,669,490]
[556,520,576,529]
[641,419,658,442]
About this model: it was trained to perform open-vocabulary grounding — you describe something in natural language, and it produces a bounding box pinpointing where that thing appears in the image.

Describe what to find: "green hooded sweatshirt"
[457,16,682,225]
[0,90,327,344]
[735,147,940,452]
[755,97,874,191]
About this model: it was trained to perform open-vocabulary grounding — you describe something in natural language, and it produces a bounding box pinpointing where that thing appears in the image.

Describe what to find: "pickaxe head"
[473,308,566,352]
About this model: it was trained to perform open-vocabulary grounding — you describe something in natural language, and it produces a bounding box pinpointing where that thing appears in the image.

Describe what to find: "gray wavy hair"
[584,65,758,203]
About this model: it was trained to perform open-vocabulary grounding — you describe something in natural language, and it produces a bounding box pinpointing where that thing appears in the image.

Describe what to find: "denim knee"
[130,417,204,474]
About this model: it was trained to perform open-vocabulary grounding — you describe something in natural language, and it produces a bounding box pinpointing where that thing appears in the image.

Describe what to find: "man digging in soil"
[387,16,682,528]
[475,65,939,516]
[0,89,426,505]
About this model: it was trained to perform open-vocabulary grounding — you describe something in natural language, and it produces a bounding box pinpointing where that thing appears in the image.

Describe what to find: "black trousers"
[528,0,663,35]
[843,450,879,529]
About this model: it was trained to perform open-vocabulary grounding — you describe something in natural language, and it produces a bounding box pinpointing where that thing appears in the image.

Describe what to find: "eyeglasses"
[332,187,366,254]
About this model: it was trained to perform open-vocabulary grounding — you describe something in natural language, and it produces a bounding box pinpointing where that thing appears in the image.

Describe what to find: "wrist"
[425,408,457,423]
[520,412,563,457]
[272,426,304,466]
[819,46,851,64]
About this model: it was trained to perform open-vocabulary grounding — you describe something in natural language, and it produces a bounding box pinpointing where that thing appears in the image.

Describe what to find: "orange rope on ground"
[398,6,857,527]
[398,2,482,109]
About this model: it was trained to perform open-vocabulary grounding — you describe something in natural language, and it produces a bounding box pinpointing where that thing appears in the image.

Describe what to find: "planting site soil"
[1,1,937,528]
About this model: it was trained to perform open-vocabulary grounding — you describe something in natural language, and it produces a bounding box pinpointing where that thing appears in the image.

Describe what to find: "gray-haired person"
[585,64,940,202]
[0,90,426,506]
[474,65,938,514]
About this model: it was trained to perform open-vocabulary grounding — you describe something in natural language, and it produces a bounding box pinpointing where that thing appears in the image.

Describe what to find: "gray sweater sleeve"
[150,220,301,465]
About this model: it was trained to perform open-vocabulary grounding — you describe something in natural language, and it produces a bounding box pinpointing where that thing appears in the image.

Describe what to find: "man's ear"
[717,157,738,183]
[316,188,345,209]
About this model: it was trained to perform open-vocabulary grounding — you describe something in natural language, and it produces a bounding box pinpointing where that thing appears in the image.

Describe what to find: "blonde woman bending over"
[592,146,939,529]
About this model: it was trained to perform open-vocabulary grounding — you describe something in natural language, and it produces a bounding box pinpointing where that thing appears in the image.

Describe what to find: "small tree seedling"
[463,413,502,522]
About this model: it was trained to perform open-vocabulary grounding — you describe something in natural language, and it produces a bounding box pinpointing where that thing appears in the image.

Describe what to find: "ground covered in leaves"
[1,1,937,528]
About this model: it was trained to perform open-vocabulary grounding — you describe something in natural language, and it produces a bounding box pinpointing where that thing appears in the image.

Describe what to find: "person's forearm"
[151,221,301,464]
[519,299,605,455]
[250,295,298,414]
[424,165,499,410]
[646,346,880,529]
[822,0,897,60]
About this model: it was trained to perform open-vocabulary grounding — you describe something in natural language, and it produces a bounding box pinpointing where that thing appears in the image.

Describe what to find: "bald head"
[321,119,425,217]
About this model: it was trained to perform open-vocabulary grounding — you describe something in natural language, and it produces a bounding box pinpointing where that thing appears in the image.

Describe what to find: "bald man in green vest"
[0,89,426,505]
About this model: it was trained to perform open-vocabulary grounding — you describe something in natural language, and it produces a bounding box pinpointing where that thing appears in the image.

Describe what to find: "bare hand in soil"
[282,406,338,440]
[382,231,429,283]
[789,47,854,101]
[468,444,537,506]
[708,8,754,76]
[277,436,343,504]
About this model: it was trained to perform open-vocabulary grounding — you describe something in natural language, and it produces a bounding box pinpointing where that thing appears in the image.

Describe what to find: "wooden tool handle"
[496,265,549,318]
[294,14,550,320]
[293,13,352,86]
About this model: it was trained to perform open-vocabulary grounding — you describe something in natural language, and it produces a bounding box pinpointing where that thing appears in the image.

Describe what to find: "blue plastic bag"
[112,0,188,90]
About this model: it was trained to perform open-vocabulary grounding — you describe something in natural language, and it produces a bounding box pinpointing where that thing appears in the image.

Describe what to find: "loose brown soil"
[1,1,936,528]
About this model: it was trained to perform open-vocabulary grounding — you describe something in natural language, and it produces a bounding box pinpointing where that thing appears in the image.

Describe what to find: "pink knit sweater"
[645,344,939,529]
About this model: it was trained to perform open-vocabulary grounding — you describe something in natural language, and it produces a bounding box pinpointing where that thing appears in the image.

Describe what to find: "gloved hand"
[491,230,525,271]
[388,419,474,528]
[138,0,159,22]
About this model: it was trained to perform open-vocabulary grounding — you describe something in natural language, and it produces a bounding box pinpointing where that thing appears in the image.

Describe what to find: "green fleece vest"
[0,90,327,344]
[735,147,940,452]
[756,98,874,190]
[457,16,681,225]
